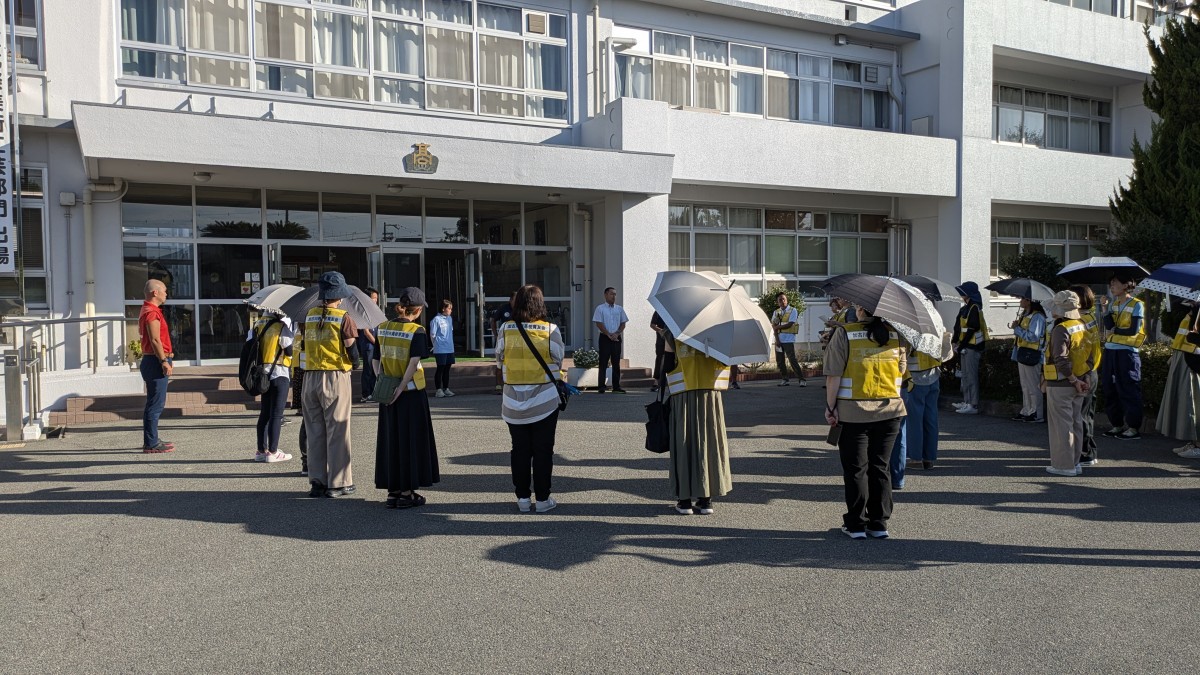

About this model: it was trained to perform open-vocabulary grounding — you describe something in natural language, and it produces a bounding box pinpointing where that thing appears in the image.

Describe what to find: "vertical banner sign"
[0,0,13,274]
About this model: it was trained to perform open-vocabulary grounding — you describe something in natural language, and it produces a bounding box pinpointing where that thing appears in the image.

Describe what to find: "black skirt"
[375,389,440,492]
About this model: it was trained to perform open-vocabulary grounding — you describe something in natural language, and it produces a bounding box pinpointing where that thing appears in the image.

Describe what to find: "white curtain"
[477,3,521,32]
[526,43,565,92]
[694,66,729,112]
[189,56,250,88]
[374,0,420,18]
[767,76,797,120]
[374,19,421,75]
[426,0,471,24]
[315,71,366,100]
[315,11,366,68]
[375,78,422,105]
[732,72,762,115]
[122,0,184,46]
[798,80,828,122]
[479,35,522,87]
[426,27,472,81]
[255,3,311,62]
[256,64,311,94]
[653,61,690,107]
[188,0,249,55]
[616,55,651,100]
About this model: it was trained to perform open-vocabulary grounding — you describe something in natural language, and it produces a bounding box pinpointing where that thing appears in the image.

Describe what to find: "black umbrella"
[820,274,944,347]
[895,274,964,303]
[985,278,1055,303]
[1057,257,1149,285]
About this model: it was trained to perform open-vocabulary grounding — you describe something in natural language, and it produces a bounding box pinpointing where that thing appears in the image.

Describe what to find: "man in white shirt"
[771,292,806,387]
[592,287,629,393]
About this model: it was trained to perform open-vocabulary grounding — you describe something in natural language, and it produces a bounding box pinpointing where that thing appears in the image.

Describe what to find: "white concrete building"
[0,0,1190,417]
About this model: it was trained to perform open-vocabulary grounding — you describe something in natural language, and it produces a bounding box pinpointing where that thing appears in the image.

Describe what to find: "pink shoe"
[254,451,268,463]
[265,451,293,463]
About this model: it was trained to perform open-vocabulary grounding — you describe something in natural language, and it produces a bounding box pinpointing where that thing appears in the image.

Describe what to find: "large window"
[0,168,48,307]
[5,0,43,68]
[614,24,886,130]
[668,203,890,297]
[118,0,569,120]
[991,218,1102,277]
[992,84,1112,155]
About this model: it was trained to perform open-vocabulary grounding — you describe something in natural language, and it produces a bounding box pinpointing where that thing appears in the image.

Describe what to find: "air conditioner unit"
[527,12,547,35]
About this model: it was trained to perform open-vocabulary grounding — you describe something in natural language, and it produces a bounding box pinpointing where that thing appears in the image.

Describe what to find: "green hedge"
[940,338,1173,413]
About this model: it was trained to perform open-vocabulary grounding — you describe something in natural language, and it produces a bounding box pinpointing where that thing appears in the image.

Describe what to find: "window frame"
[991,83,1112,155]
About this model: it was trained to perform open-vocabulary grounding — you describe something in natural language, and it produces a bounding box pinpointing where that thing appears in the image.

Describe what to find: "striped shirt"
[496,322,565,425]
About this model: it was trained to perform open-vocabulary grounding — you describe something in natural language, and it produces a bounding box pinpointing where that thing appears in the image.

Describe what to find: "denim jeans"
[1101,348,1142,430]
[357,338,376,398]
[139,356,170,448]
[256,376,290,452]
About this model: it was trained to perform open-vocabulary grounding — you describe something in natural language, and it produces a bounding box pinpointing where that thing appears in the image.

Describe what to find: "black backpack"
[239,317,283,396]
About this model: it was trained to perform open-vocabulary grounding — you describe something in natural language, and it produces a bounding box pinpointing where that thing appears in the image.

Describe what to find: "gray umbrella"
[820,273,946,357]
[895,275,964,303]
[244,283,304,314]
[280,284,389,329]
[648,270,772,365]
[985,277,1055,304]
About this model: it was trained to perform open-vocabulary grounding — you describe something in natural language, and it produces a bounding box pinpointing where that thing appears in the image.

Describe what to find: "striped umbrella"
[1136,262,1200,301]
[895,274,964,303]
[821,274,946,358]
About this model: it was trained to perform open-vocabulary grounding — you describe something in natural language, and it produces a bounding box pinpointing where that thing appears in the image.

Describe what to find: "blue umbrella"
[1057,257,1148,285]
[1136,262,1200,301]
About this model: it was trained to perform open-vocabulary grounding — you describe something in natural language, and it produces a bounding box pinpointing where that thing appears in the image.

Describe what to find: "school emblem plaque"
[403,143,439,174]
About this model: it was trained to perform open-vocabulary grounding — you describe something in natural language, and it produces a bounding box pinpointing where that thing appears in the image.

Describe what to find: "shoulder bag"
[644,372,670,454]
[514,321,575,412]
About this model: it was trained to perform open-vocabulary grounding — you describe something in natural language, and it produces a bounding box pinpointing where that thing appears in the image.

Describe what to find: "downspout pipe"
[573,203,593,349]
[592,0,601,117]
[83,179,126,372]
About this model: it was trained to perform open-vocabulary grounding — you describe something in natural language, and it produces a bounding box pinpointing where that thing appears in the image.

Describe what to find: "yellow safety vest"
[303,307,352,372]
[772,307,799,335]
[837,322,903,400]
[502,321,561,385]
[1081,310,1102,372]
[1014,313,1042,351]
[666,342,730,394]
[1105,297,1146,348]
[1170,314,1199,354]
[958,304,989,346]
[1042,319,1092,381]
[907,351,941,373]
[253,317,292,369]
[832,306,851,324]
[377,321,426,390]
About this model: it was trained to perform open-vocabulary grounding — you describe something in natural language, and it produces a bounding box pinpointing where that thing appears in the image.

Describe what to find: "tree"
[998,250,1068,291]
[757,285,806,320]
[1101,8,1200,273]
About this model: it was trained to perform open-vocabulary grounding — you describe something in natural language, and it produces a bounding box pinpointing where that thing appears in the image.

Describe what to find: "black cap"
[397,286,427,307]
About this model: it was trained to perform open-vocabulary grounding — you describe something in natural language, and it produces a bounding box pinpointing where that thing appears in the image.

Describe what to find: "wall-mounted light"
[547,193,563,203]
[193,171,212,183]
[387,184,405,194]
[833,34,850,46]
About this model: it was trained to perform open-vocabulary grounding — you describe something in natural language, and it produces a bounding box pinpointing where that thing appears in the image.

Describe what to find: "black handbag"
[514,321,571,411]
[644,374,670,454]
[1015,346,1041,367]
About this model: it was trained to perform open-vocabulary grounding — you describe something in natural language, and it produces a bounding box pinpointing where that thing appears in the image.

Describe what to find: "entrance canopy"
[71,103,674,198]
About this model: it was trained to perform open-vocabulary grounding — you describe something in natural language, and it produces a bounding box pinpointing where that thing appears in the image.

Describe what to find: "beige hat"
[1050,290,1082,320]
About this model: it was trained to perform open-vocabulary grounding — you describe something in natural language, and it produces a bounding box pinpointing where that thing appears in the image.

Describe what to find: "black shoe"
[612,388,627,394]
[393,492,427,509]
[385,496,398,509]
[325,485,356,498]
[1011,413,1029,421]
[308,482,326,497]
[694,498,714,515]
[730,382,741,390]
[597,389,607,394]
[1102,426,1127,437]
[650,384,659,392]
[923,460,934,470]
[674,500,694,515]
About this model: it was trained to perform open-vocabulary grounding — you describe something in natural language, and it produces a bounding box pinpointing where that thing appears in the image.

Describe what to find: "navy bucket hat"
[318,271,352,301]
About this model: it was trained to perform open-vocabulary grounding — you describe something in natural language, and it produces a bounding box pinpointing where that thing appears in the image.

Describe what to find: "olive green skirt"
[1157,350,1200,442]
[668,389,732,500]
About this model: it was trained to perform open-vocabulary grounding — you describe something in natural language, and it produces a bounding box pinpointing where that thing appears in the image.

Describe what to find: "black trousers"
[838,417,902,532]
[652,336,666,382]
[508,411,559,501]
[434,364,452,389]
[776,342,804,381]
[598,334,623,390]
[256,376,289,452]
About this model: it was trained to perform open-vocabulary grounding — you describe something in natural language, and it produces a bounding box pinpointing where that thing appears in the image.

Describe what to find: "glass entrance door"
[368,247,423,311]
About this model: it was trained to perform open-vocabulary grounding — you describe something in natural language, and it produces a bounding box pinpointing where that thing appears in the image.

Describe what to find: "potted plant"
[127,340,143,369]
[566,348,607,389]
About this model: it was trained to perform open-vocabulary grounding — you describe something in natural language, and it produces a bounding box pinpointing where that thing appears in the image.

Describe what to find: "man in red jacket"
[139,279,175,453]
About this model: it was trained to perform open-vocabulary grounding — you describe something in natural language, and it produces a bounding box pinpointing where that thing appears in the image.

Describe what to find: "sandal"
[393,492,427,509]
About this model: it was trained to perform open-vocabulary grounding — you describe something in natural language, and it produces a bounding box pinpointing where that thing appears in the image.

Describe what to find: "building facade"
[0,0,1189,414]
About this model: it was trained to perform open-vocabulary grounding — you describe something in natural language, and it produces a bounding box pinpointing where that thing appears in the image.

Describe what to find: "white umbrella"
[648,271,772,365]
[886,278,950,360]
[280,284,389,329]
[244,283,304,314]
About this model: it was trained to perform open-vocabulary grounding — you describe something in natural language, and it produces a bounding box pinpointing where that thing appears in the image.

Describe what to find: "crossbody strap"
[515,322,557,383]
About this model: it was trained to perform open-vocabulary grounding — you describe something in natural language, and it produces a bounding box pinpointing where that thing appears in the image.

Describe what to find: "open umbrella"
[244,283,304,314]
[280,284,389,329]
[821,274,946,357]
[1057,257,1149,285]
[985,278,1055,304]
[1135,262,1200,300]
[648,270,772,365]
[895,274,964,303]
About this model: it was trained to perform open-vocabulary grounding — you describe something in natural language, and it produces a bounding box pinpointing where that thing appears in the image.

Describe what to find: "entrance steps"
[49,359,652,426]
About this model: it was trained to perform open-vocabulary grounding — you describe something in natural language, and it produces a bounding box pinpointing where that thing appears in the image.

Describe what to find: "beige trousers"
[1018,363,1044,419]
[303,370,353,489]
[1046,385,1084,471]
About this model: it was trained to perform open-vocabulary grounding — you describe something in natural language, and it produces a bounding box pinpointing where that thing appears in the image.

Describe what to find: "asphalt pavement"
[2,382,1198,673]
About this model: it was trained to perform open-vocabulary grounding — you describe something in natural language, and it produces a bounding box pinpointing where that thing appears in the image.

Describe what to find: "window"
[256,64,313,95]
[993,84,1111,155]
[654,60,690,107]
[426,26,473,81]
[316,10,367,68]
[321,193,372,242]
[1,168,48,307]
[122,0,185,47]
[122,48,186,81]
[616,54,652,100]
[188,0,250,55]
[255,2,312,62]
[9,0,42,68]
[479,34,523,87]
[189,56,251,89]
[991,218,1100,276]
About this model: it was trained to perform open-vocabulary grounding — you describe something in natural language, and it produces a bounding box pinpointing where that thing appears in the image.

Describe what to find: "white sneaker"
[840,527,867,540]
[1179,447,1200,459]
[517,498,532,513]
[1174,442,1196,455]
[265,451,293,463]
[866,529,890,539]
[535,497,558,513]
[955,405,979,415]
[443,389,455,397]
[1045,466,1077,476]
[952,402,968,410]
[1074,463,1082,475]
[435,389,446,398]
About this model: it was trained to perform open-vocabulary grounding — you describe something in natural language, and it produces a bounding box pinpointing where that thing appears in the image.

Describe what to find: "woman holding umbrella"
[1009,298,1047,423]
[824,304,907,539]
[952,282,989,415]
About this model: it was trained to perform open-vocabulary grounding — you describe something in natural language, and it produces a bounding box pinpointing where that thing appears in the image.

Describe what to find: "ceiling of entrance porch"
[72,103,674,198]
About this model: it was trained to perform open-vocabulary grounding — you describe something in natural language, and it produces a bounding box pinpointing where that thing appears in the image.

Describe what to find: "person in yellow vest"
[1157,302,1200,459]
[658,326,732,515]
[771,292,807,387]
[1008,298,1047,423]
[951,281,988,415]
[496,284,565,513]
[302,271,359,498]
[824,305,907,539]
[1098,273,1146,440]
[1070,284,1103,465]
[248,310,295,463]
[374,287,439,509]
[1040,291,1095,476]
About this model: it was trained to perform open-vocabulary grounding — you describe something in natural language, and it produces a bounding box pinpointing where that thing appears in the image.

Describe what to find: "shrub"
[127,340,143,362]
[757,285,806,322]
[571,348,599,369]
[997,250,1069,291]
